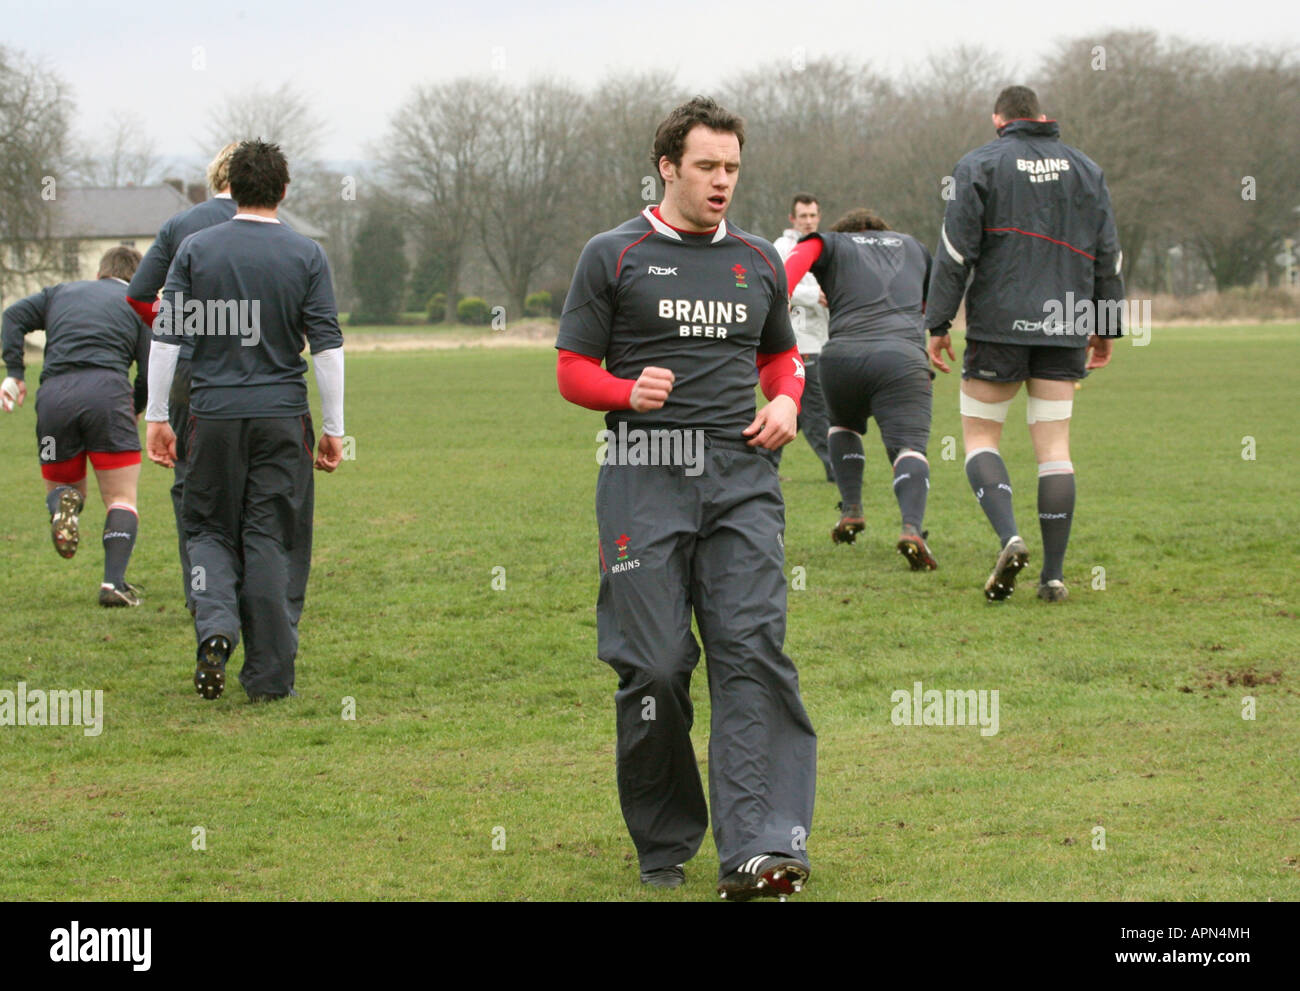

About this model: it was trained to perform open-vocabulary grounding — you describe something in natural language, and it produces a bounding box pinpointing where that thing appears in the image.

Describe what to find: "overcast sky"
[6,0,1296,165]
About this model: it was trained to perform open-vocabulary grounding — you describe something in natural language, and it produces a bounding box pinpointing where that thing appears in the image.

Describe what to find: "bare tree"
[718,57,891,236]
[382,77,502,323]
[1180,47,1300,289]
[862,47,1005,244]
[476,79,586,318]
[205,81,327,174]
[576,71,684,234]
[71,111,166,187]
[1040,31,1210,292]
[0,46,74,305]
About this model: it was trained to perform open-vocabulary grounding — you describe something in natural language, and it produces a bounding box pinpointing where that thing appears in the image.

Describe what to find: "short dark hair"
[229,139,290,210]
[651,96,745,171]
[790,193,819,215]
[97,245,141,281]
[994,85,1041,121]
[829,208,890,233]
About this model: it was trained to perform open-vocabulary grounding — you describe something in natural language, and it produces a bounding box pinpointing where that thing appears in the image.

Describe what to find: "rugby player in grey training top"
[784,208,937,569]
[126,141,239,616]
[556,97,817,901]
[926,85,1124,603]
[146,139,345,702]
[2,247,149,606]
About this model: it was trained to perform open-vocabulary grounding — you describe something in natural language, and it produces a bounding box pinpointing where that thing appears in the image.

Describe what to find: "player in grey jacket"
[926,85,1124,603]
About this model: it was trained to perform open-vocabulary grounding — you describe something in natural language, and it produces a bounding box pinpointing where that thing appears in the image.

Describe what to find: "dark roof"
[48,185,326,240]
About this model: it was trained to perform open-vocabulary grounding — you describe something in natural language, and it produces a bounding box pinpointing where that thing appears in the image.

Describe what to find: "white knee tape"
[960,393,1012,423]
[1026,397,1073,424]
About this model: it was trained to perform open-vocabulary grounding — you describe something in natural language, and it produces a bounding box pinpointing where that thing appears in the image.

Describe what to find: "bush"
[1130,288,1300,323]
[524,290,552,317]
[426,292,447,323]
[543,283,569,317]
[457,296,491,326]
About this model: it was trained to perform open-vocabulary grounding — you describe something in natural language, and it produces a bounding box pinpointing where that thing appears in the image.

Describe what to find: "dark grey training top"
[3,278,149,410]
[805,230,931,351]
[127,196,238,304]
[158,218,343,419]
[556,207,795,439]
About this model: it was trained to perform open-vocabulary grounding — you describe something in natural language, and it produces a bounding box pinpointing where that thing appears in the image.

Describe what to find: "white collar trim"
[232,213,280,224]
[214,191,232,199]
[643,206,728,244]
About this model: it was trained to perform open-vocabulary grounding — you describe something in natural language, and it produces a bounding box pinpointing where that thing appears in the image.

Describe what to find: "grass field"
[1,324,1297,901]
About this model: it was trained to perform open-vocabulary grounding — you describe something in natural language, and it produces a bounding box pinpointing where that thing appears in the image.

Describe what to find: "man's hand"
[629,366,674,412]
[928,333,955,374]
[744,394,798,450]
[315,433,344,472]
[818,290,828,308]
[1,377,25,412]
[1086,334,1114,370]
[146,421,177,468]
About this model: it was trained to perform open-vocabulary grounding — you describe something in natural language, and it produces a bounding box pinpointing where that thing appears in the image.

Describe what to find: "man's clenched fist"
[630,366,675,412]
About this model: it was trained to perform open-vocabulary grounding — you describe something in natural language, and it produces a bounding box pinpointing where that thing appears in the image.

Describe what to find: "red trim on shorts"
[301,415,314,458]
[87,449,141,470]
[41,454,87,483]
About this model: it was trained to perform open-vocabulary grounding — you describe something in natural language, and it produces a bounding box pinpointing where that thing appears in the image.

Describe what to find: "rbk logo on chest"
[658,298,749,339]
[648,265,678,276]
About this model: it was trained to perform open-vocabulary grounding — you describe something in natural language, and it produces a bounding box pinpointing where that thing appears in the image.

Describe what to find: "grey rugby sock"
[829,430,866,511]
[1037,462,1075,583]
[965,448,1018,546]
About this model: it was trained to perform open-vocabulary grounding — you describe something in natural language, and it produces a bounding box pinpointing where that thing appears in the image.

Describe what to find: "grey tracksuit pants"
[182,413,315,698]
[595,438,817,878]
[168,359,193,612]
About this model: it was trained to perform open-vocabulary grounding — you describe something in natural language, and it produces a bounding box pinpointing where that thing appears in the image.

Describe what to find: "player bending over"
[2,247,149,606]
[784,208,937,570]
[926,85,1124,602]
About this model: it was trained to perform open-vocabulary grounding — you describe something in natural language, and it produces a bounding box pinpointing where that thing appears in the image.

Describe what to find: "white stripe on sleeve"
[941,223,966,265]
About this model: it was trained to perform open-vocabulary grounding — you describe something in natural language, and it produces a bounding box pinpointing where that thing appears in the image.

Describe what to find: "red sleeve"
[756,346,805,412]
[783,237,823,292]
[126,295,160,329]
[556,349,635,411]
